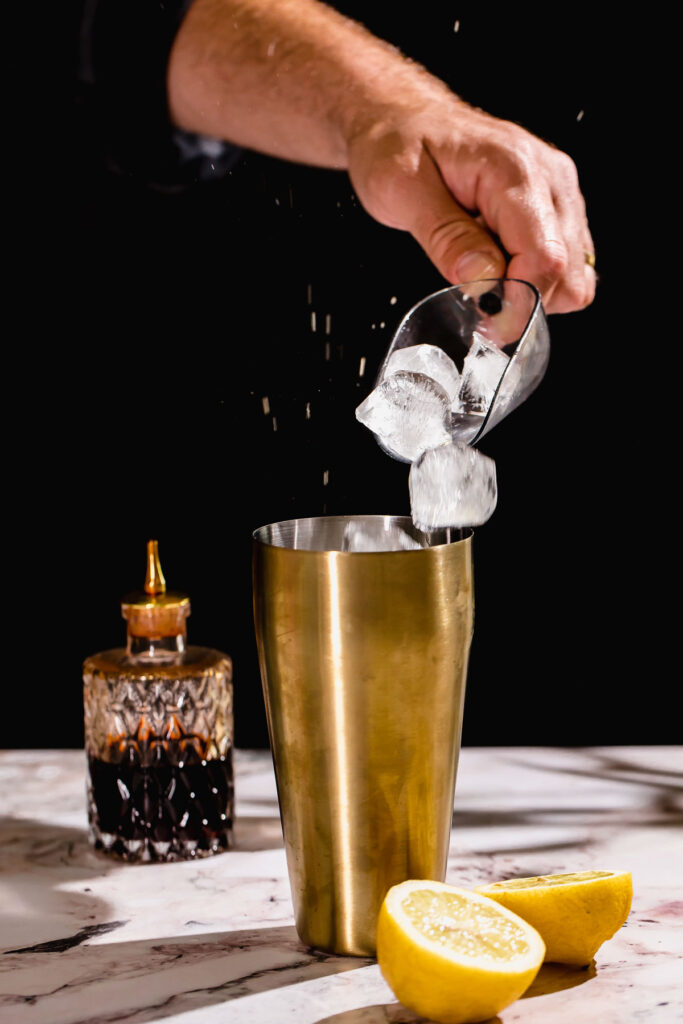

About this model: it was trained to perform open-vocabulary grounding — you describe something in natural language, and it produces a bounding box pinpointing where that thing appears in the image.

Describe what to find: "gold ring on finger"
[584,250,596,269]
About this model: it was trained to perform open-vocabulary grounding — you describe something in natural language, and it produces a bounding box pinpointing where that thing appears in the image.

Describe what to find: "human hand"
[346,81,595,314]
[168,0,594,314]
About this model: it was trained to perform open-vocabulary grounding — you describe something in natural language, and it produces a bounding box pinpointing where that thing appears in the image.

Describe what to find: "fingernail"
[456,251,500,282]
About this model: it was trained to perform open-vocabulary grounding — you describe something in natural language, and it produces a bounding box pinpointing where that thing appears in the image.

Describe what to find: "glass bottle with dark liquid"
[83,540,233,861]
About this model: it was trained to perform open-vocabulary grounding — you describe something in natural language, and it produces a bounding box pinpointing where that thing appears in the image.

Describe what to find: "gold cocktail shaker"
[253,515,474,955]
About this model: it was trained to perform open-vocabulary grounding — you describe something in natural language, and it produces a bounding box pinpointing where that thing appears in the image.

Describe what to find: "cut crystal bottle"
[83,540,233,861]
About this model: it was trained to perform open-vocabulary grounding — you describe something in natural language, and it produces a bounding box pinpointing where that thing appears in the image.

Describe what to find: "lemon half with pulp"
[475,870,633,966]
[377,879,545,1024]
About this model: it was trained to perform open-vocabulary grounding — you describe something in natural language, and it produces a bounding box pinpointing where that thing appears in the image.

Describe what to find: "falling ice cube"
[355,370,451,463]
[456,331,509,415]
[409,442,498,529]
[342,519,424,552]
[384,344,461,404]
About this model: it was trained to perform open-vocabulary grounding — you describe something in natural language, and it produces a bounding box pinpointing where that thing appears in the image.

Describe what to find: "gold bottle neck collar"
[121,541,191,639]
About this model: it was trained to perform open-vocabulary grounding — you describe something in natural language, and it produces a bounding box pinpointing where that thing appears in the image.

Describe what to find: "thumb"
[406,152,506,284]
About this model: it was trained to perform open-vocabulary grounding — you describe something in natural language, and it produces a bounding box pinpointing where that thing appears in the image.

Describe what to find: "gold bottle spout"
[144,540,167,597]
[121,540,190,642]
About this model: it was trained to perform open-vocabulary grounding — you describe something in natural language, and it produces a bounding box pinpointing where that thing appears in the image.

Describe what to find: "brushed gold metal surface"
[253,518,474,956]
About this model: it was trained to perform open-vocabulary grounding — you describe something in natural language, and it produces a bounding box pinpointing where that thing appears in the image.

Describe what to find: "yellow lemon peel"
[377,879,545,1024]
[475,870,633,966]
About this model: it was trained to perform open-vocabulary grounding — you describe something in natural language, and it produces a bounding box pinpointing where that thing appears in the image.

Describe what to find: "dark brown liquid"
[87,747,233,860]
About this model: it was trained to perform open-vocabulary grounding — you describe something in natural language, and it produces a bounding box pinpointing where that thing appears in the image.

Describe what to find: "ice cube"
[409,442,497,529]
[384,344,461,404]
[456,331,509,415]
[356,371,451,463]
[342,520,424,552]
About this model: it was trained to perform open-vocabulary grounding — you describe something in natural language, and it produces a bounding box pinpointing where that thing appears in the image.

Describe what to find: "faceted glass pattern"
[83,649,233,861]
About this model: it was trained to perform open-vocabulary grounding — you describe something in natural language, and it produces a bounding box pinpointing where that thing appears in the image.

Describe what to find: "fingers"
[498,153,595,314]
[404,148,507,285]
[349,106,595,314]
[490,180,567,312]
[547,153,597,312]
[490,187,595,314]
[433,119,595,314]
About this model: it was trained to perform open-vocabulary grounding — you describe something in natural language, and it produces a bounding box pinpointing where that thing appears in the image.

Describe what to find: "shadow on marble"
[451,806,611,828]
[502,750,683,800]
[314,1006,501,1023]
[452,830,589,860]
[2,924,374,1023]
[233,814,284,851]
[309,964,596,1023]
[0,817,118,953]
[0,816,99,869]
[521,960,596,998]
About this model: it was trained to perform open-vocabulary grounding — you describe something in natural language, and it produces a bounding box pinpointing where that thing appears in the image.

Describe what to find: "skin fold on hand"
[168,0,595,313]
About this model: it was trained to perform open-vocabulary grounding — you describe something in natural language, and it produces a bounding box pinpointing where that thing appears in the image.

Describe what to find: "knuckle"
[555,150,579,185]
[569,280,589,308]
[561,271,594,311]
[537,239,569,280]
[473,127,537,186]
[498,145,535,187]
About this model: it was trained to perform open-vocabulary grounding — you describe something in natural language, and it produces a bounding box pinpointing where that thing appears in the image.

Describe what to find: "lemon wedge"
[475,870,633,966]
[376,879,545,1024]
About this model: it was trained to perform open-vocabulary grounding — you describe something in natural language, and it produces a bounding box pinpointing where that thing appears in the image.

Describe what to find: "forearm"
[167,0,595,312]
[167,0,454,168]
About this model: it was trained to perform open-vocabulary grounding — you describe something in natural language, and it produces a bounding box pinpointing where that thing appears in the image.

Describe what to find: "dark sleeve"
[78,0,242,192]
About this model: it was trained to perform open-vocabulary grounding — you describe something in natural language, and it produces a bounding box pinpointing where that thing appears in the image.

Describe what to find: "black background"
[5,7,673,750]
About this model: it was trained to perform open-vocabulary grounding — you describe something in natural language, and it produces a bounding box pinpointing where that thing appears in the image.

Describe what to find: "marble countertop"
[1,747,681,1024]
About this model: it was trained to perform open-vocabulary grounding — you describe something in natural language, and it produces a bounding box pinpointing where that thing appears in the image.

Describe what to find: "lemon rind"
[477,869,631,893]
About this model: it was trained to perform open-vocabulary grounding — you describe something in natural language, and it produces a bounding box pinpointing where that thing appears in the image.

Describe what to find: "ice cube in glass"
[355,370,451,463]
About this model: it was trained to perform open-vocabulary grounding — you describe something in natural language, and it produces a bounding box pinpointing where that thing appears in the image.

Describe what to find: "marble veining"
[0,747,681,1023]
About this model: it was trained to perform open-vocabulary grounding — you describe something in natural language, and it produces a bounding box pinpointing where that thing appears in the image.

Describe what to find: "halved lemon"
[475,870,633,966]
[376,879,545,1024]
